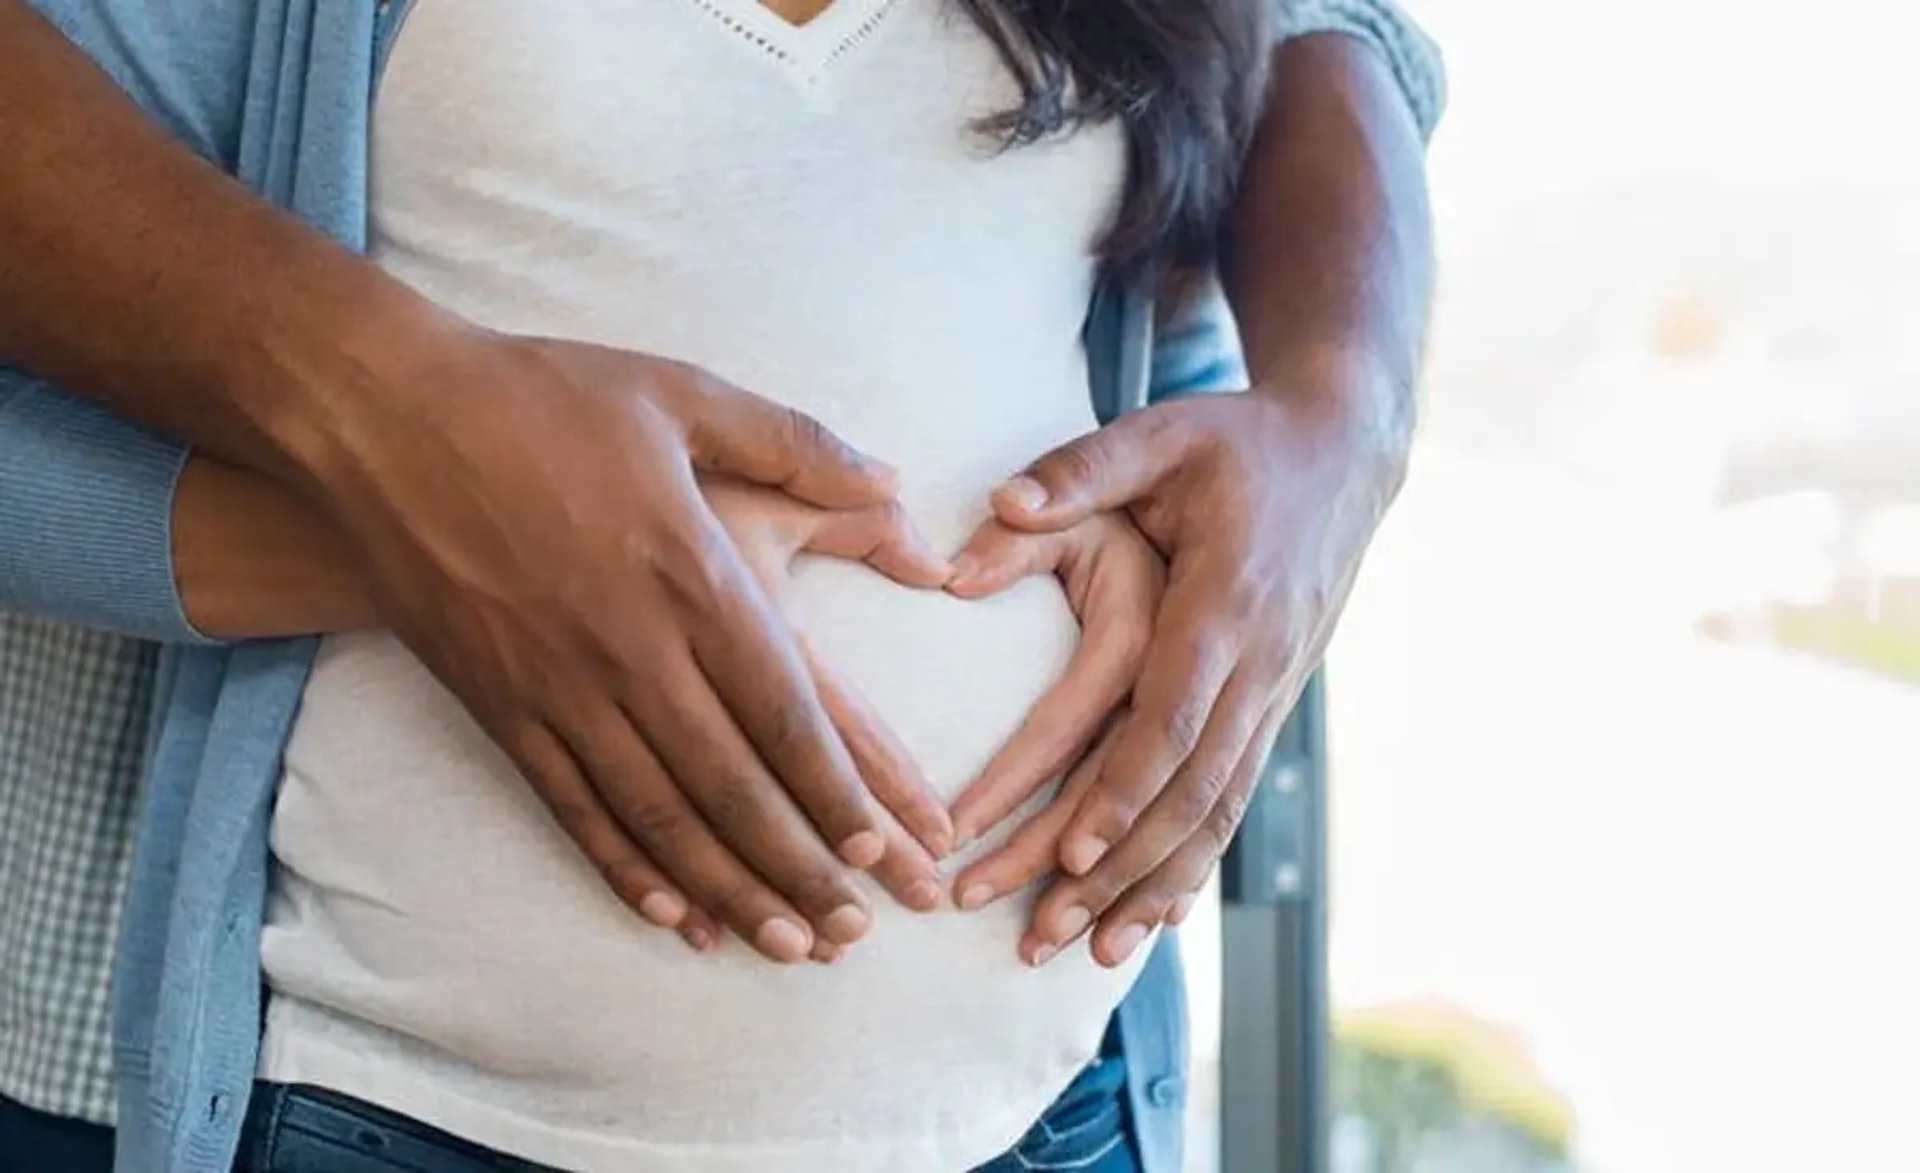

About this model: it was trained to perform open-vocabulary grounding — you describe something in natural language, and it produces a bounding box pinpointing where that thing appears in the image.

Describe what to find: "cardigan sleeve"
[0,372,212,643]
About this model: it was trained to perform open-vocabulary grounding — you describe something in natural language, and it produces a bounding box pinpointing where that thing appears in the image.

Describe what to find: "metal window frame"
[1219,675,1329,1173]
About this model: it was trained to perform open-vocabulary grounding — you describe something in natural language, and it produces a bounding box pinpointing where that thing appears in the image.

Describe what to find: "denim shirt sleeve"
[1147,273,1251,402]
[1276,0,1448,142]
[0,373,211,644]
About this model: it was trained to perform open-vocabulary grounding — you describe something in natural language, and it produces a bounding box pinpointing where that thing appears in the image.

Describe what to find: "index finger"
[946,521,1154,846]
[949,594,1148,846]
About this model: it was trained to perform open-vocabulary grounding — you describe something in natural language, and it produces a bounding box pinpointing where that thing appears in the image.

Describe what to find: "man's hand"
[993,29,1433,968]
[2,1,959,966]
[986,380,1407,967]
[309,330,953,965]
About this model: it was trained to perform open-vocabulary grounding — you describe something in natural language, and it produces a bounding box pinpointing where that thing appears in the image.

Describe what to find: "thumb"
[684,378,898,510]
[991,408,1186,532]
[945,521,1069,598]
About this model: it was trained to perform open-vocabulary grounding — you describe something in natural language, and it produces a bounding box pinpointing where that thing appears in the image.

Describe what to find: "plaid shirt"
[0,613,154,1125]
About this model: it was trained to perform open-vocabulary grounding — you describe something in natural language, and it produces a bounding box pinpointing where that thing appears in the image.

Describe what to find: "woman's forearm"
[173,456,376,639]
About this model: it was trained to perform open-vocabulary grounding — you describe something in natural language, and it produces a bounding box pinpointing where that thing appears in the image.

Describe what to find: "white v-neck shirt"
[258,2,1147,1170]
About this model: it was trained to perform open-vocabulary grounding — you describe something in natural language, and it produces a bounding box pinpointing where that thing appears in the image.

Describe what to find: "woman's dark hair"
[958,0,1273,280]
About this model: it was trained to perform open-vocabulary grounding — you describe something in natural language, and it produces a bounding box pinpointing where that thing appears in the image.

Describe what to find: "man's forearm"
[1222,33,1434,455]
[0,0,445,489]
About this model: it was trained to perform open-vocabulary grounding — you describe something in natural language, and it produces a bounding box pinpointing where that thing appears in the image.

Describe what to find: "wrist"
[1248,341,1414,489]
[226,269,484,502]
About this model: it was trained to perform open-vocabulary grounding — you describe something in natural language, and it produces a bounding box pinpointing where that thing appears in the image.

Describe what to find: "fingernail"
[998,476,1049,512]
[681,925,715,952]
[1054,904,1093,942]
[811,940,846,965]
[957,883,996,911]
[909,531,955,574]
[639,891,688,928]
[1062,835,1110,877]
[755,918,812,962]
[1107,922,1151,965]
[923,826,955,861]
[906,880,945,912]
[1026,941,1059,968]
[820,903,872,944]
[838,831,886,868]
[1168,893,1198,926]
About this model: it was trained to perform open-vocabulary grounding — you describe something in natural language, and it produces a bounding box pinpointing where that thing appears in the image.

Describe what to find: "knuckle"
[1076,871,1127,912]
[1235,580,1277,624]
[597,855,659,902]
[1045,441,1103,488]
[699,771,764,832]
[1215,780,1254,833]
[614,795,686,850]
[542,793,603,843]
[763,702,814,761]
[1197,820,1234,866]
[1191,753,1241,809]
[1171,781,1220,829]
[783,408,836,461]
[1087,795,1142,839]
[1187,806,1240,867]
[1164,703,1209,754]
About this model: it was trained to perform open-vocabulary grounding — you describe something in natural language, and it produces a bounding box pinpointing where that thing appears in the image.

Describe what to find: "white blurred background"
[1190,3,1920,1170]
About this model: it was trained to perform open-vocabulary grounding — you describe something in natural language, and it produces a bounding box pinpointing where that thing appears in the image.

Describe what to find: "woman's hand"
[936,511,1167,957]
[982,383,1407,968]
[694,475,957,960]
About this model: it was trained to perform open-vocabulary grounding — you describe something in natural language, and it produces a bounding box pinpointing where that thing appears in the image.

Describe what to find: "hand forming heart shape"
[697,475,1165,960]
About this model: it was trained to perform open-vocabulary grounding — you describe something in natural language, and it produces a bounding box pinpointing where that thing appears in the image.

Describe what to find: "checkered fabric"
[0,613,154,1125]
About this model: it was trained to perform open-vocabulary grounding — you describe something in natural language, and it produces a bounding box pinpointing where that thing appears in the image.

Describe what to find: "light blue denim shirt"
[0,3,1441,1168]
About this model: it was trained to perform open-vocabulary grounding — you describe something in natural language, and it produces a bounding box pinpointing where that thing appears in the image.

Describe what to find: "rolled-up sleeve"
[1275,0,1448,142]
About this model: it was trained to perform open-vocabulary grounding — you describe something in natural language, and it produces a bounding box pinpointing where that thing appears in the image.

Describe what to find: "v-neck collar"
[687,0,904,84]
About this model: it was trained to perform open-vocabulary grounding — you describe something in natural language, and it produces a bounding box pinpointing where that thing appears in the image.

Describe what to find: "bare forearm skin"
[172,457,375,639]
[1223,33,1435,470]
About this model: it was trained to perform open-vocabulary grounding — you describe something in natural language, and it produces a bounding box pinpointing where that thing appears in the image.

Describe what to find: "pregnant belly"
[264,560,1151,1150]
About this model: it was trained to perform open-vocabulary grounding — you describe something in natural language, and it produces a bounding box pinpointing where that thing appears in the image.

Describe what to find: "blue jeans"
[236,1030,1139,1173]
[0,1093,115,1173]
